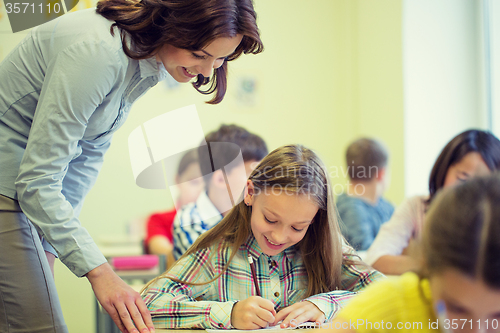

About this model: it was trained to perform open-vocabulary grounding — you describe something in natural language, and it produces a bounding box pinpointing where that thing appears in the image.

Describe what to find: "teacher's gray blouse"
[0,8,167,277]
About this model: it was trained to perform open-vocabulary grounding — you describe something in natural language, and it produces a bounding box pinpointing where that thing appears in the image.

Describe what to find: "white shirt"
[173,191,223,259]
[364,195,428,265]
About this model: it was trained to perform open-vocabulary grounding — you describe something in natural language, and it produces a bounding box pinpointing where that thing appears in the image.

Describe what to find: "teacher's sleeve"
[15,39,123,277]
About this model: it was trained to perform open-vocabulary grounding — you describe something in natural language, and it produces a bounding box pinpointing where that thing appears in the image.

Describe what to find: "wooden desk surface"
[155,328,205,333]
[155,328,314,333]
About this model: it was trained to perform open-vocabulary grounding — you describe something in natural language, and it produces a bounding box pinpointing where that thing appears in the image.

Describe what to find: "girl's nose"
[270,230,287,245]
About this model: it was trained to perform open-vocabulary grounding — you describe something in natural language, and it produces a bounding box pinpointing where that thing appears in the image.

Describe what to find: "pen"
[248,255,261,297]
[436,300,452,333]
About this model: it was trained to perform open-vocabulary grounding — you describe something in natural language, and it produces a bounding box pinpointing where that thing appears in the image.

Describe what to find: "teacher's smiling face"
[156,34,243,83]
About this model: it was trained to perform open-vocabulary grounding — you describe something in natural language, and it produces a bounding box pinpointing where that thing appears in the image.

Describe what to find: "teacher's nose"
[197,58,225,78]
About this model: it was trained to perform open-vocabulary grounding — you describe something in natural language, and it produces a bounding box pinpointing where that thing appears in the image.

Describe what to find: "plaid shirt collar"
[241,235,298,264]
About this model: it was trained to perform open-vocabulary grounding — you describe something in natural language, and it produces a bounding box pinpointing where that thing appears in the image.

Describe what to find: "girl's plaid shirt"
[143,236,384,329]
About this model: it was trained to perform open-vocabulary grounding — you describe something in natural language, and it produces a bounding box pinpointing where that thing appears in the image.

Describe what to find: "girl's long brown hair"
[96,0,263,104]
[144,144,356,298]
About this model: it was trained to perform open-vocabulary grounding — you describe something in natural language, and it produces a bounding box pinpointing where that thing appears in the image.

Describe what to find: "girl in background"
[324,174,500,332]
[142,144,384,329]
[366,129,500,275]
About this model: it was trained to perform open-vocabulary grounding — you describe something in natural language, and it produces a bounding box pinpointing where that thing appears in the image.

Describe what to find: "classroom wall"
[337,0,404,202]
[490,0,500,136]
[403,0,488,197]
[0,0,404,332]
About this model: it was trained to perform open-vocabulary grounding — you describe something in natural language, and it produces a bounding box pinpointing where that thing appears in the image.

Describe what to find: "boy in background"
[145,150,204,267]
[336,138,394,251]
[173,124,268,259]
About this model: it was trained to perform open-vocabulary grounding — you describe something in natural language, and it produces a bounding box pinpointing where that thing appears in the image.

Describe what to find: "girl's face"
[443,152,490,188]
[430,268,500,332]
[155,35,243,82]
[246,185,318,257]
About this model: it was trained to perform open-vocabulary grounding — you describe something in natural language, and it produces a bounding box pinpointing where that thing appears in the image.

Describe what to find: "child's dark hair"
[96,0,263,104]
[345,138,389,181]
[423,174,500,289]
[198,124,268,188]
[428,129,500,204]
[177,150,198,177]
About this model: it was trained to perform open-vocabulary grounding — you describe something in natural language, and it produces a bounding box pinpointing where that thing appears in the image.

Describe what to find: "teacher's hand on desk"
[86,262,155,333]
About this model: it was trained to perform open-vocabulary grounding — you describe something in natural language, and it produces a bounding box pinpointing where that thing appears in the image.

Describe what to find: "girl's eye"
[192,53,206,60]
[292,227,304,232]
[264,216,277,224]
[445,302,466,314]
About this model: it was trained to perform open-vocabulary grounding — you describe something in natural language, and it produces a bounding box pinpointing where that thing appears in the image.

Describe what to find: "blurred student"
[322,174,500,333]
[142,145,384,329]
[366,129,500,275]
[173,124,268,259]
[145,150,204,267]
[336,138,394,251]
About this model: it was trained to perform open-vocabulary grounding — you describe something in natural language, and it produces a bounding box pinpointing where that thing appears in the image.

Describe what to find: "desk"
[97,326,314,333]
[97,235,144,258]
[155,329,315,332]
[155,328,204,333]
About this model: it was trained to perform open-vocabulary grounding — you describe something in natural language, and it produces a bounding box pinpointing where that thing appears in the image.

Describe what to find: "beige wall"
[0,0,404,331]
[331,0,404,202]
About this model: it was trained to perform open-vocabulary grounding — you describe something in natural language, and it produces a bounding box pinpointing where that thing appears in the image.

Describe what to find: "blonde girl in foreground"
[142,144,384,329]
[322,174,500,332]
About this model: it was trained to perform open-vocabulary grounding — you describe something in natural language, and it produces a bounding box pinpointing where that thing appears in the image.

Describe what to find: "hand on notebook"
[231,296,277,329]
[273,300,325,328]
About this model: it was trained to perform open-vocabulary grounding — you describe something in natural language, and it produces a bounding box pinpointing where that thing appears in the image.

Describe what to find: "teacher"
[0,0,263,332]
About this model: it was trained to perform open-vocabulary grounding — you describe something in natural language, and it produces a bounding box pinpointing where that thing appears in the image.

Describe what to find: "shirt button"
[218,323,224,328]
[274,292,280,297]
[271,261,277,267]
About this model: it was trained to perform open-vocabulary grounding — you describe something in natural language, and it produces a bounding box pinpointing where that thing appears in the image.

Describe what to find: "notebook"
[206,322,318,332]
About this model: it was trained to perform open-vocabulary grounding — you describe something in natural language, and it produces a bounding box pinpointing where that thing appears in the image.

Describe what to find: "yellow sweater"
[336,272,439,332]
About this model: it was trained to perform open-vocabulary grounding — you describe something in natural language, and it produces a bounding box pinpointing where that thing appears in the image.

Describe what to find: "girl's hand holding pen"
[274,301,325,328]
[231,296,277,329]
